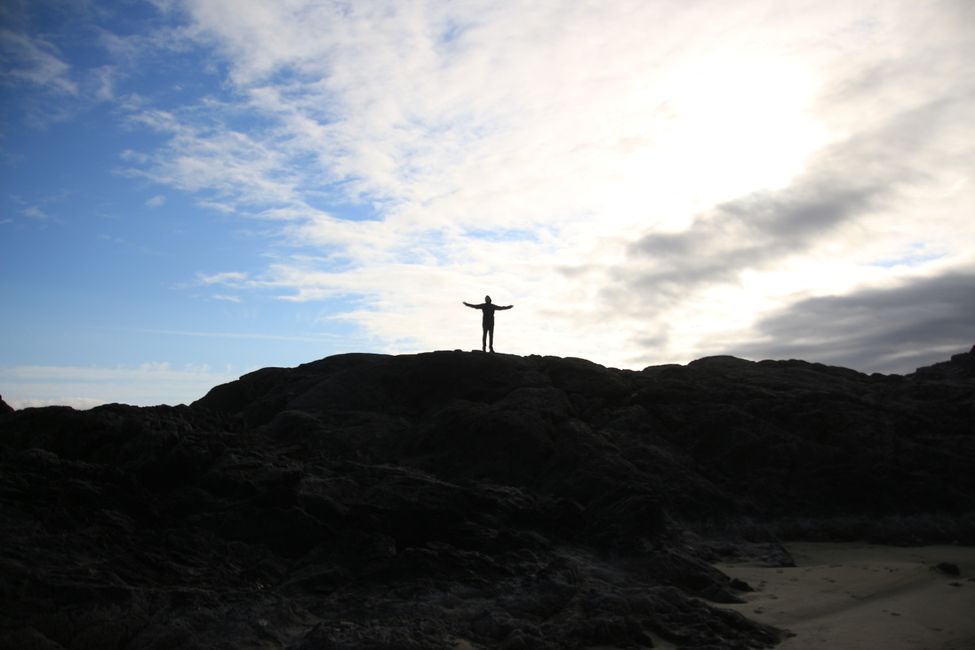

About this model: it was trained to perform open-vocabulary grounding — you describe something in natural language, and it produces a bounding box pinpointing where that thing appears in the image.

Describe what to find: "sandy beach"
[718,543,975,650]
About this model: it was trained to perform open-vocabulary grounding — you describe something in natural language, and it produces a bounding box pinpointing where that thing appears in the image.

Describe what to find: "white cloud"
[197,270,249,286]
[118,0,975,370]
[90,64,119,102]
[145,194,166,208]
[0,28,78,95]
[22,205,51,221]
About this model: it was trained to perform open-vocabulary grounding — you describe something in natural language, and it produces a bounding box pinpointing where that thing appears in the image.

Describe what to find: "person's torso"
[481,304,498,324]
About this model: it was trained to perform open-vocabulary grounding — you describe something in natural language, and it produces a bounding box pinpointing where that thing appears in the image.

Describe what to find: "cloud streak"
[0,28,78,95]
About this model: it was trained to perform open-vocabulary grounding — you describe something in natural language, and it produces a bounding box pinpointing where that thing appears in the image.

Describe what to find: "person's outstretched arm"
[463,301,478,308]
[498,304,514,310]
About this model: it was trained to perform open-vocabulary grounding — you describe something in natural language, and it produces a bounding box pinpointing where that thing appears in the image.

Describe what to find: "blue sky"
[2,0,973,408]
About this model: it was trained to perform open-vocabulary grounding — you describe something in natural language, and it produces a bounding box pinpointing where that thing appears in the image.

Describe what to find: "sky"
[1,0,973,409]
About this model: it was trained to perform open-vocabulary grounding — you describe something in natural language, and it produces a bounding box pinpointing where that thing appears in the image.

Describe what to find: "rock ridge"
[2,347,973,649]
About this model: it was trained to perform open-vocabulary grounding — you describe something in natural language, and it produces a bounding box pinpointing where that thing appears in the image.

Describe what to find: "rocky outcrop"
[1,348,973,649]
[910,344,975,380]
[0,395,12,414]
[192,350,975,523]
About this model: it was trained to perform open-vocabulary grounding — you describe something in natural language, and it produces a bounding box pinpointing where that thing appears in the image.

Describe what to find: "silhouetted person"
[463,295,513,353]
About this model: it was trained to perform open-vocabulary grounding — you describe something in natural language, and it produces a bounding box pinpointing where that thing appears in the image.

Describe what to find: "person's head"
[485,295,492,303]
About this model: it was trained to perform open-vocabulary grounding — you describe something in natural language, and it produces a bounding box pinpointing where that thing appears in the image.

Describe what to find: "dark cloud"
[726,271,975,374]
[599,46,975,369]
[622,173,881,301]
[619,86,968,305]
[609,30,975,312]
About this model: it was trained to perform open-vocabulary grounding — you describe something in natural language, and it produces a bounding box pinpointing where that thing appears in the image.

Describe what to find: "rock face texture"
[1,347,973,649]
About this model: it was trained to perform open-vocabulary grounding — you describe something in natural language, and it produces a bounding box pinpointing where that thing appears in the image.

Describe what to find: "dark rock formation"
[911,344,975,380]
[935,562,961,577]
[0,395,12,414]
[2,347,973,649]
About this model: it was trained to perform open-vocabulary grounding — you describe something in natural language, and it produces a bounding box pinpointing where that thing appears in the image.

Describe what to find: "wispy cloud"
[197,270,249,286]
[0,28,78,95]
[145,194,166,208]
[112,1,975,370]
[126,112,309,209]
[22,205,52,221]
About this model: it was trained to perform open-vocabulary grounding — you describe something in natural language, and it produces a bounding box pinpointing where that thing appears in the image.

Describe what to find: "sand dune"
[719,543,975,650]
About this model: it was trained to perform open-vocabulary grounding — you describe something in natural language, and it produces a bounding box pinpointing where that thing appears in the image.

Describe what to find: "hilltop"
[1,347,973,649]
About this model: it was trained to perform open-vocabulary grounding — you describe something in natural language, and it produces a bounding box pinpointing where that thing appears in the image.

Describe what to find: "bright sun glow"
[665,55,829,197]
[596,54,830,237]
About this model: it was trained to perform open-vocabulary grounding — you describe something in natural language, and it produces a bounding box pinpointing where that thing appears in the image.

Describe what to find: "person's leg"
[482,327,487,352]
[488,326,494,352]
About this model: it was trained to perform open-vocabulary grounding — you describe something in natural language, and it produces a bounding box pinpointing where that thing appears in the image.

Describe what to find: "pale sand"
[718,543,975,650]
